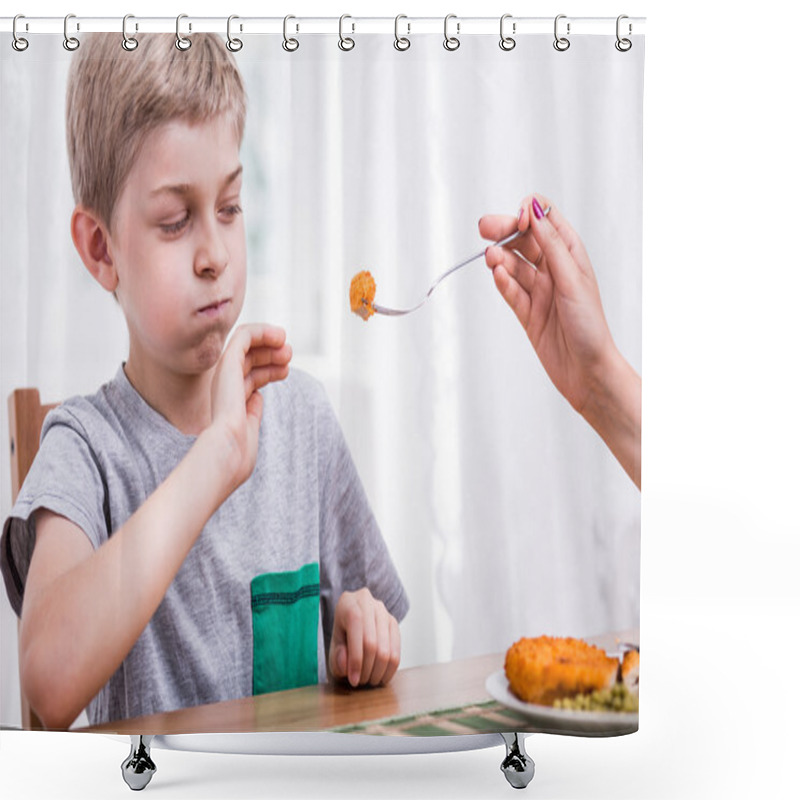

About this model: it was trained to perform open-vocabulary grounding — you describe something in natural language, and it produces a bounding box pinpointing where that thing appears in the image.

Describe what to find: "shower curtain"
[0,24,643,732]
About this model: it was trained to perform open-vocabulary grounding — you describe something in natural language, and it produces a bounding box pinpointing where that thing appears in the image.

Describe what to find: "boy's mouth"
[197,299,231,318]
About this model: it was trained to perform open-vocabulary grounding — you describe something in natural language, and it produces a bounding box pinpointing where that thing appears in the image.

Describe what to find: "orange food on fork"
[349,270,376,321]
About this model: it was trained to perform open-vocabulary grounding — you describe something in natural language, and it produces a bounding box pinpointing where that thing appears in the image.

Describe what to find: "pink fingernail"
[518,207,525,224]
[532,197,545,220]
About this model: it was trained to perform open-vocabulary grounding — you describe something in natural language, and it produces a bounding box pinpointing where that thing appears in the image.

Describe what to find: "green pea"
[551,683,638,713]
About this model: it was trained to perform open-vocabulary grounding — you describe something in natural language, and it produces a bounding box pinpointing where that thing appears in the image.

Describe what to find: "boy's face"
[107,115,246,376]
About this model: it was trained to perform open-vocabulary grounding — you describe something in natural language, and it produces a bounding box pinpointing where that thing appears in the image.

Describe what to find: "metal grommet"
[394,14,410,51]
[122,14,139,51]
[338,14,355,51]
[615,14,632,52]
[226,15,243,52]
[175,13,191,51]
[499,13,516,51]
[12,14,29,52]
[443,14,460,51]
[63,13,80,51]
[553,14,570,52]
[282,15,299,52]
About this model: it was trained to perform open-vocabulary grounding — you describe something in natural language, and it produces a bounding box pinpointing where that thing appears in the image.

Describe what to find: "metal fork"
[369,206,550,317]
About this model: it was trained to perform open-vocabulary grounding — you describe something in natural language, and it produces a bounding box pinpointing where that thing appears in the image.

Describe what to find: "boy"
[0,33,408,730]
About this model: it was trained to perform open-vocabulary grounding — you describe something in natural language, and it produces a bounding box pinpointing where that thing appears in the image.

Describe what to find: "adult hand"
[481,196,641,488]
[481,195,618,417]
[329,588,401,688]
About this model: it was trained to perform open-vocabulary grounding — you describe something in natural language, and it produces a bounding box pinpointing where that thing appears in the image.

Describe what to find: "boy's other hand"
[210,323,292,491]
[329,588,401,688]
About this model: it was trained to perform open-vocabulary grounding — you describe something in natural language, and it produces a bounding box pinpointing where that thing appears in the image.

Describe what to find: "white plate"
[485,671,638,737]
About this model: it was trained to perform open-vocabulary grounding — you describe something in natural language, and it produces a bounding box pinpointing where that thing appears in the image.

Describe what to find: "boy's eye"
[220,204,242,220]
[160,213,190,235]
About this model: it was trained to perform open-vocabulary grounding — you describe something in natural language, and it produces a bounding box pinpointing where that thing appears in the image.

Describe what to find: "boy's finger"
[227,324,288,369]
[365,612,387,685]
[244,344,293,375]
[244,364,290,397]
[372,614,399,686]
[386,616,401,684]
[232,324,278,351]
[345,610,363,687]
[327,625,346,679]
[244,388,264,421]
[239,322,287,348]
[359,605,378,686]
[335,645,347,678]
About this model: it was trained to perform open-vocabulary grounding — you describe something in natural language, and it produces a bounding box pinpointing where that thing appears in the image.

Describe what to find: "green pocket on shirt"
[251,563,320,696]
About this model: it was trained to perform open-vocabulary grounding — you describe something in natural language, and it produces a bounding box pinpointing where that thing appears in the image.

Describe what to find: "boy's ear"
[71,206,118,293]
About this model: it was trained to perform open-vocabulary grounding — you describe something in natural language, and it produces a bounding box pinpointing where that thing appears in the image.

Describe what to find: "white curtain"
[0,32,643,726]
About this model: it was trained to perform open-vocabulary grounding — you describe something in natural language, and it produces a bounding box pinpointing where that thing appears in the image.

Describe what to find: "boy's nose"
[194,219,228,278]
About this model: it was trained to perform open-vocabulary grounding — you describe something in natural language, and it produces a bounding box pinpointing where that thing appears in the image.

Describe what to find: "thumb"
[245,388,264,425]
[334,645,347,678]
[328,611,347,679]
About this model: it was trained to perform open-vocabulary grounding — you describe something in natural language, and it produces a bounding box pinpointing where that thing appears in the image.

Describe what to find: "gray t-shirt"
[1,366,408,726]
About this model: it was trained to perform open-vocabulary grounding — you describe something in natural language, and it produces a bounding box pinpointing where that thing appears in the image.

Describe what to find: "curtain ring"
[282,15,299,52]
[226,15,243,52]
[122,14,139,51]
[63,13,80,51]
[615,15,632,52]
[338,14,355,51]
[12,14,29,52]
[394,14,410,51]
[443,14,460,51]
[553,14,570,51]
[499,13,516,51]
[175,14,191,51]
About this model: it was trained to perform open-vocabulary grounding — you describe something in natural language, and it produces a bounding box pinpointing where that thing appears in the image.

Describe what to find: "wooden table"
[80,630,638,736]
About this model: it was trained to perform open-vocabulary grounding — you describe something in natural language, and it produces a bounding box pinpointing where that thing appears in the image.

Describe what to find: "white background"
[1,1,799,800]
[0,15,645,703]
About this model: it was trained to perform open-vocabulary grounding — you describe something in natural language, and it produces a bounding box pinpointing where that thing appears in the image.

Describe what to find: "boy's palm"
[210,324,292,489]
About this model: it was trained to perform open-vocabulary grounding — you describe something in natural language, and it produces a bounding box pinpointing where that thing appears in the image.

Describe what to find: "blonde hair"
[66,33,246,230]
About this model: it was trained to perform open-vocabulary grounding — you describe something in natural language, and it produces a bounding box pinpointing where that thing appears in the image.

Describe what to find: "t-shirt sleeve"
[1,409,109,616]
[316,392,409,653]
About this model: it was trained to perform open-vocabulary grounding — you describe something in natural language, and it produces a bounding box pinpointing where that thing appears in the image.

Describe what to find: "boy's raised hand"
[210,323,292,491]
[329,588,401,688]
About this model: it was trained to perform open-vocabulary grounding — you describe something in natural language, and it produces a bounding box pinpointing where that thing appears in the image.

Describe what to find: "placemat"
[329,700,533,736]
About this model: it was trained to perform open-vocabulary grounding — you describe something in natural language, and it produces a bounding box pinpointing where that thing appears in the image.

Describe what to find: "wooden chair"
[8,388,161,789]
[8,388,59,730]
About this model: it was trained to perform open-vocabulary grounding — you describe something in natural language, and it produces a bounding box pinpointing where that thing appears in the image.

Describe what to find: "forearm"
[581,349,642,489]
[20,426,239,729]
